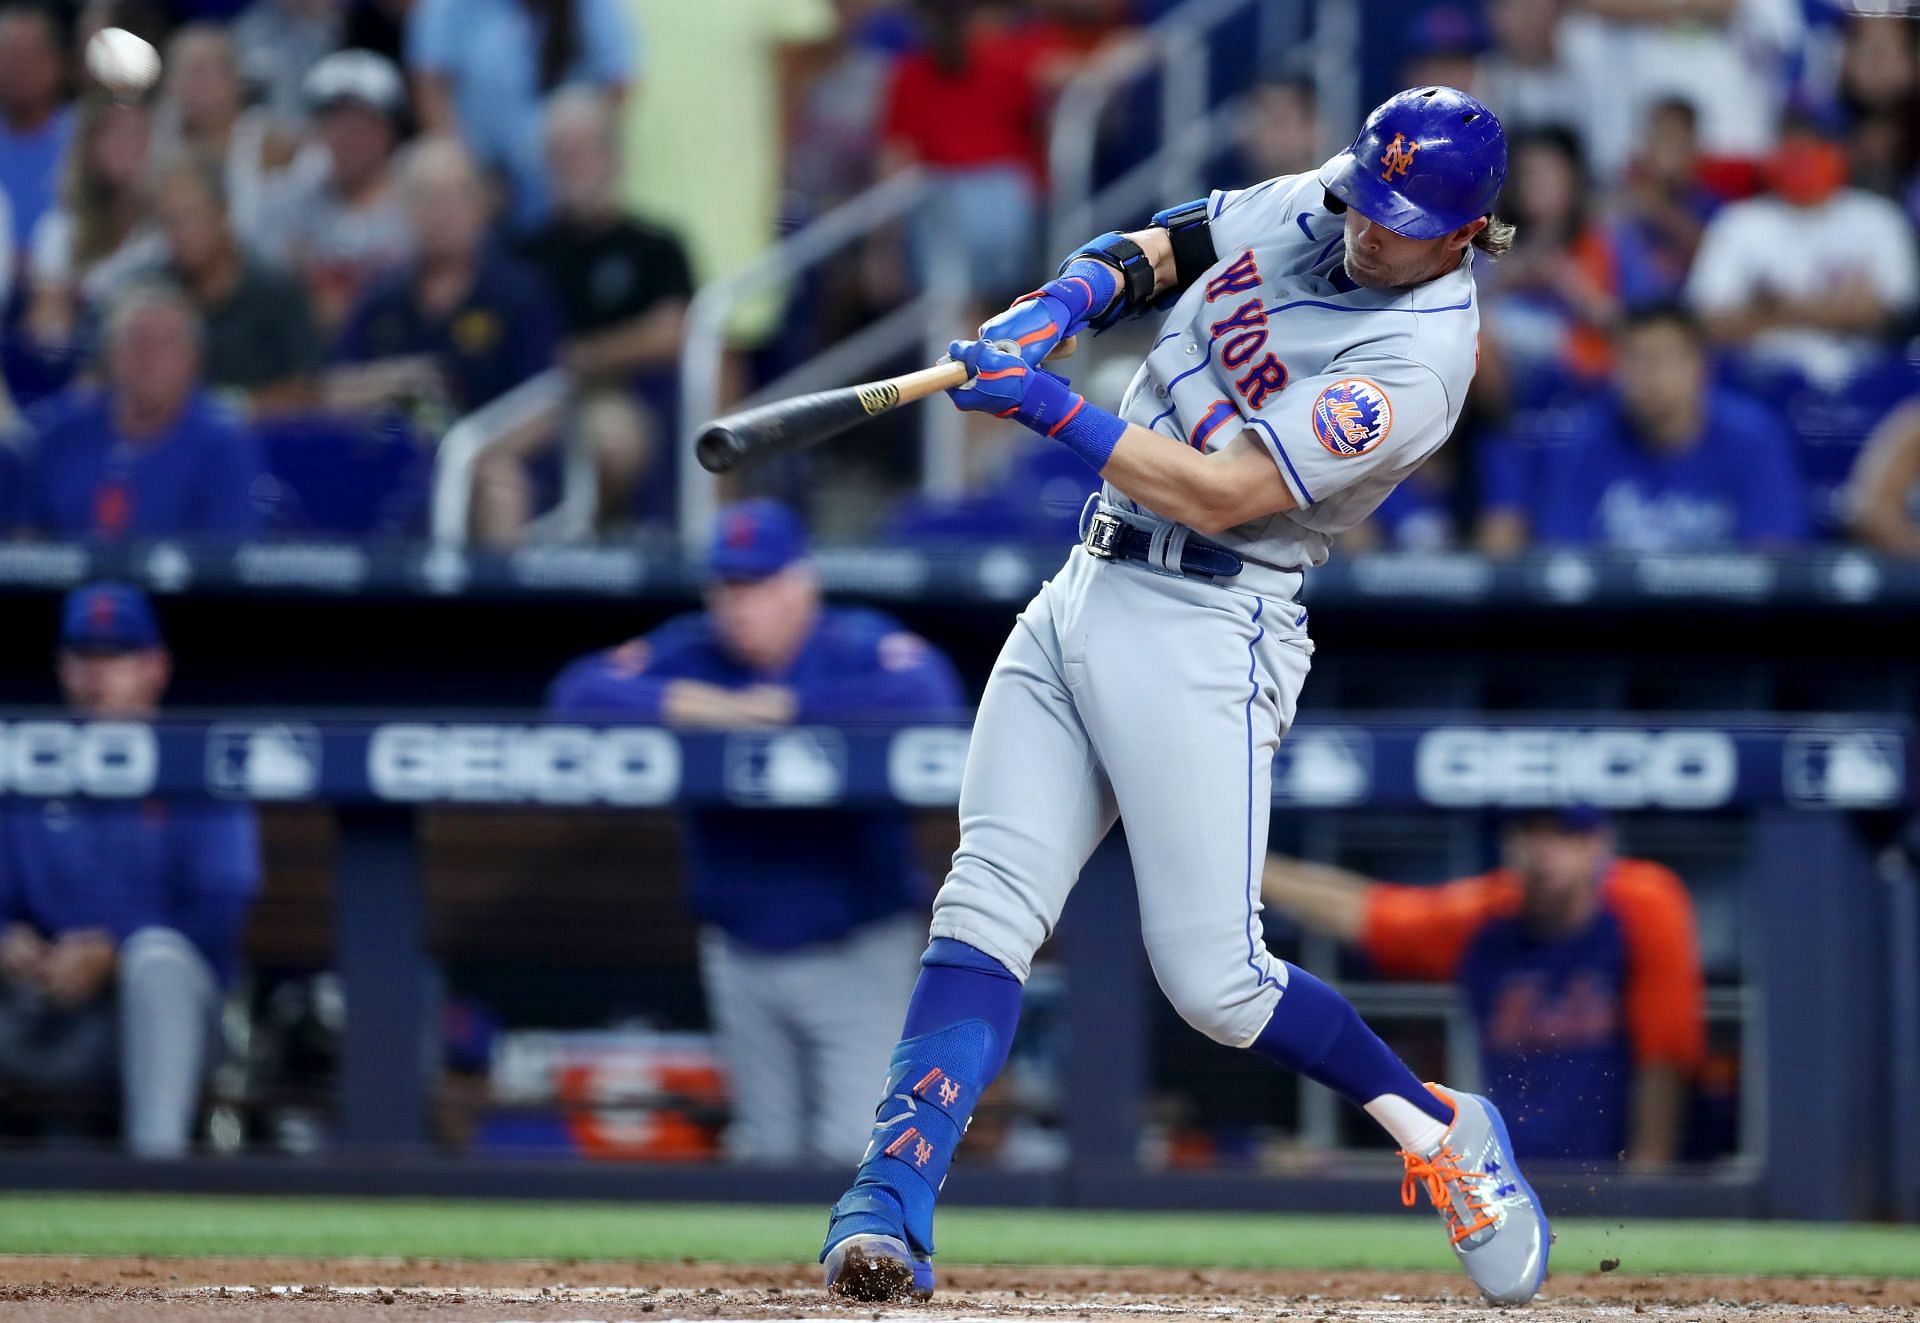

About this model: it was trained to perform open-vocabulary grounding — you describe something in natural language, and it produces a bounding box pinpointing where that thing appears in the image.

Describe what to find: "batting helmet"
[1317,86,1507,240]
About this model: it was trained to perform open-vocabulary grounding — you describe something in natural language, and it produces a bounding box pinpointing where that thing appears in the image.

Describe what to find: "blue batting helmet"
[1317,86,1507,240]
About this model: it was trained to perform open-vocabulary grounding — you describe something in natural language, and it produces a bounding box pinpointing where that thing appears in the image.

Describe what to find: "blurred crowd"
[0,0,1914,555]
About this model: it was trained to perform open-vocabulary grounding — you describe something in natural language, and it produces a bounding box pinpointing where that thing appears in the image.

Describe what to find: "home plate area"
[0,1260,1916,1323]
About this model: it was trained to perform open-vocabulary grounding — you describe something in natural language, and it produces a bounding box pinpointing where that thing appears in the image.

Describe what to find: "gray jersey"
[1110,171,1481,572]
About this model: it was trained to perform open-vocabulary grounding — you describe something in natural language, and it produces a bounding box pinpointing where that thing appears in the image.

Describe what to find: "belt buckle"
[1083,511,1124,559]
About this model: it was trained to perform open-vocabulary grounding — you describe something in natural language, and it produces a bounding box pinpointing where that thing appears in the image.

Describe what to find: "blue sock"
[824,939,1022,1259]
[1250,962,1451,1125]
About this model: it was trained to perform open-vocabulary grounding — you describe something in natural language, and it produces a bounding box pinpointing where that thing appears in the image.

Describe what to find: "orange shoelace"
[1400,1145,1497,1245]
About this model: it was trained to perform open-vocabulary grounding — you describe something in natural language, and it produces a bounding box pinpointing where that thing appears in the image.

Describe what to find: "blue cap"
[60,582,162,653]
[707,500,810,582]
[1505,804,1608,833]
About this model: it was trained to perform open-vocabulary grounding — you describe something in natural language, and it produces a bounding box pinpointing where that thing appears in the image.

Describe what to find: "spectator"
[546,500,965,1165]
[1554,0,1806,181]
[1263,807,1705,1165]
[406,0,634,231]
[13,281,264,540]
[330,137,561,422]
[1478,127,1618,411]
[880,0,1046,308]
[1475,0,1588,138]
[0,583,261,1158]
[492,87,691,538]
[624,0,836,345]
[1516,303,1808,552]
[1231,75,1320,185]
[1399,5,1483,102]
[152,23,304,245]
[231,0,348,124]
[1832,15,1917,205]
[1847,400,1920,557]
[0,2,75,269]
[1686,114,1918,387]
[1604,97,1717,312]
[24,95,161,354]
[149,155,320,413]
[268,48,414,335]
[785,0,921,219]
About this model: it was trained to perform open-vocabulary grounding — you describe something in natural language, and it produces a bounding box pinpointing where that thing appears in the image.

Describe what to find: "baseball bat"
[694,336,1078,475]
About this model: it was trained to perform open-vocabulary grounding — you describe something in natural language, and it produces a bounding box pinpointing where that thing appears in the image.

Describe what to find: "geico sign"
[1415,728,1736,809]
[367,724,680,804]
[0,721,157,797]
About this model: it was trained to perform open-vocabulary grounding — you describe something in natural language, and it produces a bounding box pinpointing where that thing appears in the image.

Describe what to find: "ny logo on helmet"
[1379,132,1420,181]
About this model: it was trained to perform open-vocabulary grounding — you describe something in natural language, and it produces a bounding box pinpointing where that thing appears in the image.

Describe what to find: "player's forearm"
[1261,856,1372,942]
[1097,428,1297,535]
[1626,1064,1689,1167]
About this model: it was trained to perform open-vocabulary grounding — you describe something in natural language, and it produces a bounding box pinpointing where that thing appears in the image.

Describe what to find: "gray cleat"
[1400,1084,1551,1305]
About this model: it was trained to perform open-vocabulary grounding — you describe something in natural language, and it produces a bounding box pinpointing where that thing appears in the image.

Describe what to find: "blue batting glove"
[977,258,1122,366]
[945,339,1081,430]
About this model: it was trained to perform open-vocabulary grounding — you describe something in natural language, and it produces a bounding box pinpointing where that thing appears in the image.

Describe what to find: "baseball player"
[820,87,1550,1306]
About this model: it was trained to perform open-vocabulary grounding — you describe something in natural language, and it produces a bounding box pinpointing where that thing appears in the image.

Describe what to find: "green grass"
[0,1196,1916,1277]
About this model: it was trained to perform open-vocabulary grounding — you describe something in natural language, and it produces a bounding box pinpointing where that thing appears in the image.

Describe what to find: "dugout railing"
[0,713,1909,1222]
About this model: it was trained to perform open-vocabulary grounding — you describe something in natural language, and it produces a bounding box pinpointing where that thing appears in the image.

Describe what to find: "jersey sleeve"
[1242,355,1454,510]
[1607,862,1707,1073]
[544,617,708,721]
[1361,873,1515,981]
[797,615,967,722]
[1206,172,1317,263]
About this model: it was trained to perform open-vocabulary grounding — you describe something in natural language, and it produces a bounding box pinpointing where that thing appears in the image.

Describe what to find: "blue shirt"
[406,0,636,229]
[0,106,73,260]
[335,252,562,413]
[1533,388,1809,551]
[547,606,966,952]
[18,387,264,541]
[0,798,261,985]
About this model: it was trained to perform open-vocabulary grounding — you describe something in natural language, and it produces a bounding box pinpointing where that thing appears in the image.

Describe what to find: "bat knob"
[695,426,744,474]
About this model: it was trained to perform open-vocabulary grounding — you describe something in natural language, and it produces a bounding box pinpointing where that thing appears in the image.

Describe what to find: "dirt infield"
[0,1257,1914,1323]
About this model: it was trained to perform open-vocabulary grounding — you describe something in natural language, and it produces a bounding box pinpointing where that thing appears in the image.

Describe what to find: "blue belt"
[1082,510,1242,579]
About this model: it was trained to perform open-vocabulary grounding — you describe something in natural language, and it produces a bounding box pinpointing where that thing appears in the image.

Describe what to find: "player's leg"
[117,926,220,1157]
[797,911,925,1166]
[823,576,1118,1300]
[699,928,808,1163]
[1079,576,1547,1304]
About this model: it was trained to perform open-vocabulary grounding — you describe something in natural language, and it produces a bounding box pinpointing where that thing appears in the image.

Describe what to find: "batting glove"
[946,339,1127,472]
[977,257,1122,366]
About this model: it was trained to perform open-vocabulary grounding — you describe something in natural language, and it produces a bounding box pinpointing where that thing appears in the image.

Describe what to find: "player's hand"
[946,340,1080,433]
[978,293,1071,368]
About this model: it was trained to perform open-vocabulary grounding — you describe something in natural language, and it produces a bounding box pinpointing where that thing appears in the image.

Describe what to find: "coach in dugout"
[1263,807,1705,1166]
[0,584,260,1157]
[547,500,966,1165]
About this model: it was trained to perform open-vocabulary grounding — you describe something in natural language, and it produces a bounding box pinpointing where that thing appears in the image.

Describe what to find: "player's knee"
[1150,959,1273,1048]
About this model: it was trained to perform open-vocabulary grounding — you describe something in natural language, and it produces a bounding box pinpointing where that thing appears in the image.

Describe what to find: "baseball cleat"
[822,1232,934,1302]
[1400,1084,1551,1305]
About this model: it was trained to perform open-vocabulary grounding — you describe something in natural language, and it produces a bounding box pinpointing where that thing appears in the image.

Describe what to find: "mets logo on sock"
[1311,379,1393,457]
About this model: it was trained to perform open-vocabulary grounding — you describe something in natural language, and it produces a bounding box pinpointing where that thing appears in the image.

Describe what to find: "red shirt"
[882,25,1064,179]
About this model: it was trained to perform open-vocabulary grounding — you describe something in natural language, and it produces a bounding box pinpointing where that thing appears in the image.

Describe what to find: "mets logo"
[1379,132,1420,181]
[1311,379,1393,457]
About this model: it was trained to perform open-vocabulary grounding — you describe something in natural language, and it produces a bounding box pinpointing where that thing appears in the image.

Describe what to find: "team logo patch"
[1311,379,1393,457]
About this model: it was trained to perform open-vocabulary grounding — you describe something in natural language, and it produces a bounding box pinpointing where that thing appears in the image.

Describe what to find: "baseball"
[85,27,161,96]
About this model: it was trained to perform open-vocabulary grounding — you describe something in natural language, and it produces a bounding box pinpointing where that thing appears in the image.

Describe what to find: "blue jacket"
[547,606,966,952]
[0,798,262,985]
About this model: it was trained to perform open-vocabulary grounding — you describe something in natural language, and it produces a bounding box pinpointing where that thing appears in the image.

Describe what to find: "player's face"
[1341,209,1479,289]
[708,565,822,674]
[58,648,170,717]
[1507,824,1609,935]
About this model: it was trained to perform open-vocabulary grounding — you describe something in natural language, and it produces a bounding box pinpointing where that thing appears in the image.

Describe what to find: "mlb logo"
[206,723,322,800]
[1782,731,1905,808]
[1272,729,1373,807]
[724,730,847,806]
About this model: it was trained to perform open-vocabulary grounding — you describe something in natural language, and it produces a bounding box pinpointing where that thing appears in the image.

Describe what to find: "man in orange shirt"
[1263,807,1704,1165]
